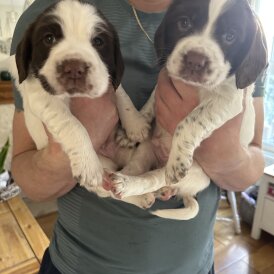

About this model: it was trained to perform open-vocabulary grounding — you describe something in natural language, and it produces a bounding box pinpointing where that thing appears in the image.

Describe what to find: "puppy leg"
[139,88,156,124]
[24,78,103,189]
[123,193,156,209]
[116,86,151,144]
[165,91,244,184]
[110,167,166,198]
[98,155,156,208]
[152,161,210,220]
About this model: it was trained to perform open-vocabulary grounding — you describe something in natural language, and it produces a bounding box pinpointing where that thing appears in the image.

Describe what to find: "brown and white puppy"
[10,0,124,189]
[109,0,268,220]
[10,0,155,209]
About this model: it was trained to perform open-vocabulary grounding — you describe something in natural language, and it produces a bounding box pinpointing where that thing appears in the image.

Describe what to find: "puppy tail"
[151,195,199,220]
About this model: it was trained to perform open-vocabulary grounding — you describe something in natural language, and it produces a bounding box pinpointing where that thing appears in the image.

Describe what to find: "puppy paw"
[165,154,192,185]
[155,186,178,201]
[123,114,151,143]
[115,128,137,148]
[72,156,103,190]
[139,193,156,209]
[108,172,135,198]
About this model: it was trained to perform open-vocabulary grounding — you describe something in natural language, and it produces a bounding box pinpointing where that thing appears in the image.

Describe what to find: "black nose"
[184,51,209,72]
[59,59,89,79]
[57,59,91,94]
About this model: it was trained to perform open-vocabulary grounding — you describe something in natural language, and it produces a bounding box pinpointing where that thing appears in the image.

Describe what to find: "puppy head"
[15,0,124,97]
[155,0,268,89]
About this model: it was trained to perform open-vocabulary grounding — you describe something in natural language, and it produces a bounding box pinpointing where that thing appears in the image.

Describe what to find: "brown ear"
[154,16,167,66]
[15,23,34,83]
[111,29,124,90]
[236,15,268,89]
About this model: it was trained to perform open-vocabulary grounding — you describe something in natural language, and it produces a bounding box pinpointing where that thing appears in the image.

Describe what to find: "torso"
[12,1,220,273]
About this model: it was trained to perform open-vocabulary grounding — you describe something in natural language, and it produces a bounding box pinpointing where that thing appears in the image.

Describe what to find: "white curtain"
[23,0,34,10]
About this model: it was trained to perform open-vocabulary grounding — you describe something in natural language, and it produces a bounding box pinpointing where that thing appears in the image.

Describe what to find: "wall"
[0,0,30,53]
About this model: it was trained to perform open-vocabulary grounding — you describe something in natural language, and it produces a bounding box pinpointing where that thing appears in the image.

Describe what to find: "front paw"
[155,186,178,201]
[108,172,135,198]
[72,157,103,190]
[115,128,137,148]
[139,193,156,209]
[123,114,151,143]
[165,154,192,185]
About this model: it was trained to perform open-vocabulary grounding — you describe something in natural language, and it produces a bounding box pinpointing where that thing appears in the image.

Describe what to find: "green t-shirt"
[11,0,263,273]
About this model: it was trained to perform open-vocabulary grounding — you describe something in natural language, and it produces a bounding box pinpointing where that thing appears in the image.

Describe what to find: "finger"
[156,70,183,114]
[157,69,184,102]
[171,77,199,100]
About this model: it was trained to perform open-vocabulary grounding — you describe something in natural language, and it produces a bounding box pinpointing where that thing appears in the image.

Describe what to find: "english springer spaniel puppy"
[109,0,268,220]
[9,0,154,208]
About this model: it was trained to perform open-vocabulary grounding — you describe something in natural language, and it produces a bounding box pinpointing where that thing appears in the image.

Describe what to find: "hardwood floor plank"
[7,197,49,263]
[217,259,258,274]
[36,212,58,240]
[243,242,274,273]
[0,213,34,271]
[261,264,274,274]
[214,240,251,273]
[2,258,40,274]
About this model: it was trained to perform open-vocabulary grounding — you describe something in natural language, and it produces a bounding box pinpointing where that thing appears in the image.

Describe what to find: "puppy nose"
[184,51,208,72]
[59,59,89,79]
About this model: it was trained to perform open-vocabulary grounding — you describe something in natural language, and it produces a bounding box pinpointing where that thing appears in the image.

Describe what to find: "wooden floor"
[36,198,274,274]
[214,199,274,274]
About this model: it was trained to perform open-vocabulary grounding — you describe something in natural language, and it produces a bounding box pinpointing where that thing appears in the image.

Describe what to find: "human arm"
[11,90,118,201]
[194,97,264,191]
[155,69,264,191]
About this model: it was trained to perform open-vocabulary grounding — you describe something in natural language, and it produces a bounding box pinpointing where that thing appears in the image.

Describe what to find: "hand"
[155,68,199,135]
[35,128,76,197]
[11,85,119,200]
[194,93,247,180]
[194,111,244,178]
[34,86,118,197]
[154,68,247,184]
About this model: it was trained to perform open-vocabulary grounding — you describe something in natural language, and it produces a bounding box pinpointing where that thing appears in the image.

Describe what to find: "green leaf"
[0,139,10,173]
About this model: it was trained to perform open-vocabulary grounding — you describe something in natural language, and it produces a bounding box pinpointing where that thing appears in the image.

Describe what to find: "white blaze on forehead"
[204,0,231,35]
[52,0,105,41]
[39,0,110,98]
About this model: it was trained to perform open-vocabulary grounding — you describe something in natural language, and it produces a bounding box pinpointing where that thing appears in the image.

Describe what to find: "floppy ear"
[15,23,34,84]
[236,15,268,89]
[154,16,167,66]
[111,29,124,90]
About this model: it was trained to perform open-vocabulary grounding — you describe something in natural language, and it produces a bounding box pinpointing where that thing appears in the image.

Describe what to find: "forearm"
[206,145,264,191]
[12,149,75,201]
[11,92,118,201]
[195,97,264,191]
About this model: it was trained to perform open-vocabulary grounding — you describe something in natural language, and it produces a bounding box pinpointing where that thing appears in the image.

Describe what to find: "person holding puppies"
[11,0,265,273]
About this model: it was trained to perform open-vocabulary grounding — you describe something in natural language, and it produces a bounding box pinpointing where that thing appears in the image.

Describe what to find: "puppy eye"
[177,16,192,32]
[92,36,104,47]
[43,33,56,46]
[223,29,237,44]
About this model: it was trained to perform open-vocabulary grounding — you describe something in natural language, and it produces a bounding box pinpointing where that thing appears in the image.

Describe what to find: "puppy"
[109,0,268,220]
[10,0,154,209]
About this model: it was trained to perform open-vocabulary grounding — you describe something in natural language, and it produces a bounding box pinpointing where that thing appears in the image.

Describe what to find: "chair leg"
[227,191,241,234]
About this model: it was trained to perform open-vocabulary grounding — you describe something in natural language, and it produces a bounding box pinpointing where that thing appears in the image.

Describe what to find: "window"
[254,0,274,164]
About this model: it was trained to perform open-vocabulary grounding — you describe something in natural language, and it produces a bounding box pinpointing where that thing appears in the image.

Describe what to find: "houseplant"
[0,138,20,201]
[0,138,9,174]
